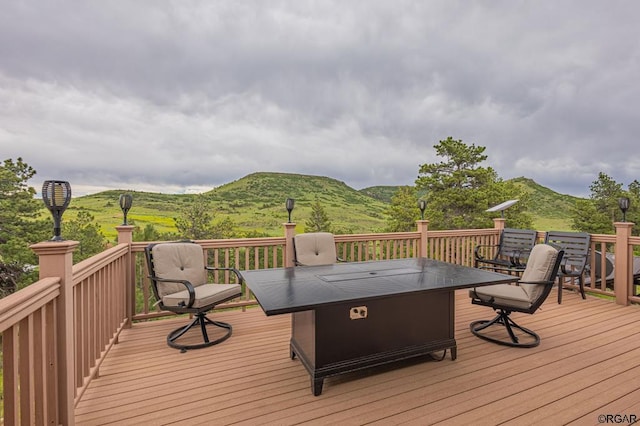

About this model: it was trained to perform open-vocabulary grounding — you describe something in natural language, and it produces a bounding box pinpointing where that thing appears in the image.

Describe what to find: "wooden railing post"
[116,224,134,243]
[284,223,297,267]
[30,240,79,426]
[117,225,135,329]
[417,220,429,258]
[493,218,506,231]
[613,221,634,306]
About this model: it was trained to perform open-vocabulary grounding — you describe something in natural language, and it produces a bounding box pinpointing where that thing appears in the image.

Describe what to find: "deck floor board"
[75,291,640,425]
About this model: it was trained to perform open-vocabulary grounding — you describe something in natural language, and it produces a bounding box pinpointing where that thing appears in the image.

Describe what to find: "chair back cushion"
[294,232,337,266]
[520,244,559,302]
[151,243,207,297]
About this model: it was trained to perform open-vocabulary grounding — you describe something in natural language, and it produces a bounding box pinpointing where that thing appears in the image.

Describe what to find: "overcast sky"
[1,1,639,198]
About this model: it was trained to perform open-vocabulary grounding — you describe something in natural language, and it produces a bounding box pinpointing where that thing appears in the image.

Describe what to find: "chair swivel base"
[167,312,232,352]
[470,311,540,348]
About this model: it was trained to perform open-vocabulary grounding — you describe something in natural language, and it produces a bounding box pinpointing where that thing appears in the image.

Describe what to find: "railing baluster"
[4,325,18,425]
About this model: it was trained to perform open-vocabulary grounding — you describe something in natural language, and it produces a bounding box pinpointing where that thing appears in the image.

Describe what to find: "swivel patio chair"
[474,228,538,274]
[293,232,343,266]
[469,243,564,348]
[145,241,243,352]
[544,231,591,303]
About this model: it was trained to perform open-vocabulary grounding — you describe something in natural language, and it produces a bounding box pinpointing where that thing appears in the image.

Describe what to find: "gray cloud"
[1,0,639,197]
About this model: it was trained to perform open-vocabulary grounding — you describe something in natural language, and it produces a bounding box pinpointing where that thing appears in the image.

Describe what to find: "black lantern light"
[418,199,427,220]
[119,193,133,225]
[42,180,72,241]
[619,196,630,222]
[285,198,295,223]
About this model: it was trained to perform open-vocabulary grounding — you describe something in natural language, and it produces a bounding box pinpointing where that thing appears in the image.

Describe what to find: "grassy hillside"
[65,190,192,241]
[64,173,582,242]
[69,172,390,241]
[202,172,389,235]
[510,177,580,231]
[359,186,405,203]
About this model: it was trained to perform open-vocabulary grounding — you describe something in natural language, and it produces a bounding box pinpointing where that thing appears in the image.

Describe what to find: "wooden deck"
[75,290,640,425]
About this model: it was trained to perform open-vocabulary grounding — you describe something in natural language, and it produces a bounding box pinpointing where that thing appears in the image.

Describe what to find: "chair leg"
[579,275,586,299]
[167,312,233,352]
[558,275,587,303]
[557,277,563,304]
[470,310,541,348]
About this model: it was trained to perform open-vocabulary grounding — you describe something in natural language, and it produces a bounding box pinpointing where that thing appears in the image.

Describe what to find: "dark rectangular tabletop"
[243,258,517,315]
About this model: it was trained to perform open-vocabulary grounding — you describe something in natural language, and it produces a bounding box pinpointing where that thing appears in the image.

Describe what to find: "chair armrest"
[559,264,584,276]
[510,248,532,267]
[474,244,498,260]
[151,276,197,308]
[559,254,588,275]
[205,266,245,285]
[477,264,524,275]
[561,254,588,261]
[560,254,588,263]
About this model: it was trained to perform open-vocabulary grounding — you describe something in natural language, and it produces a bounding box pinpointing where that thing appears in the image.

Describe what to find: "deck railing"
[1,240,131,425]
[1,219,638,424]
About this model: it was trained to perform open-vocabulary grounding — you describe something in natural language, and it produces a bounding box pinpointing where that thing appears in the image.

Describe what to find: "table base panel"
[290,290,456,395]
[291,337,456,396]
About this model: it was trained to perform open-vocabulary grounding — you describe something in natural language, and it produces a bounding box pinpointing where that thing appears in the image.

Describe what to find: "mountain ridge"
[68,172,578,240]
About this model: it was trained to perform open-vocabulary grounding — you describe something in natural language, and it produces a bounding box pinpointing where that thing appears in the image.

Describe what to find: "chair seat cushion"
[469,284,532,310]
[162,283,241,308]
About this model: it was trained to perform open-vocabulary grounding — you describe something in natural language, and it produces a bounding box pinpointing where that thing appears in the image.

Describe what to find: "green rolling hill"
[65,172,579,242]
[509,177,579,231]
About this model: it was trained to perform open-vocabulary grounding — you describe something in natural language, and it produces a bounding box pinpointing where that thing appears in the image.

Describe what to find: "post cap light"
[286,198,295,223]
[619,196,630,222]
[42,180,72,241]
[119,193,133,225]
[418,199,427,220]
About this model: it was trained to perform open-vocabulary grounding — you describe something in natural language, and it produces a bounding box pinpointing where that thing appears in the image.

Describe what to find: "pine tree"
[415,137,532,230]
[64,209,107,261]
[0,158,49,294]
[384,186,420,232]
[174,195,216,240]
[305,200,333,233]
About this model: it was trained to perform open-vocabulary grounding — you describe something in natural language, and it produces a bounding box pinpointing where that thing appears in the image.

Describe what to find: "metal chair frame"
[145,241,243,352]
[474,228,538,273]
[470,246,564,348]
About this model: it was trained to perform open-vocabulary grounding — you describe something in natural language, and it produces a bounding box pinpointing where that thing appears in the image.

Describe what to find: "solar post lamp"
[119,193,133,225]
[286,198,295,223]
[418,199,427,220]
[42,180,72,241]
[618,197,630,222]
